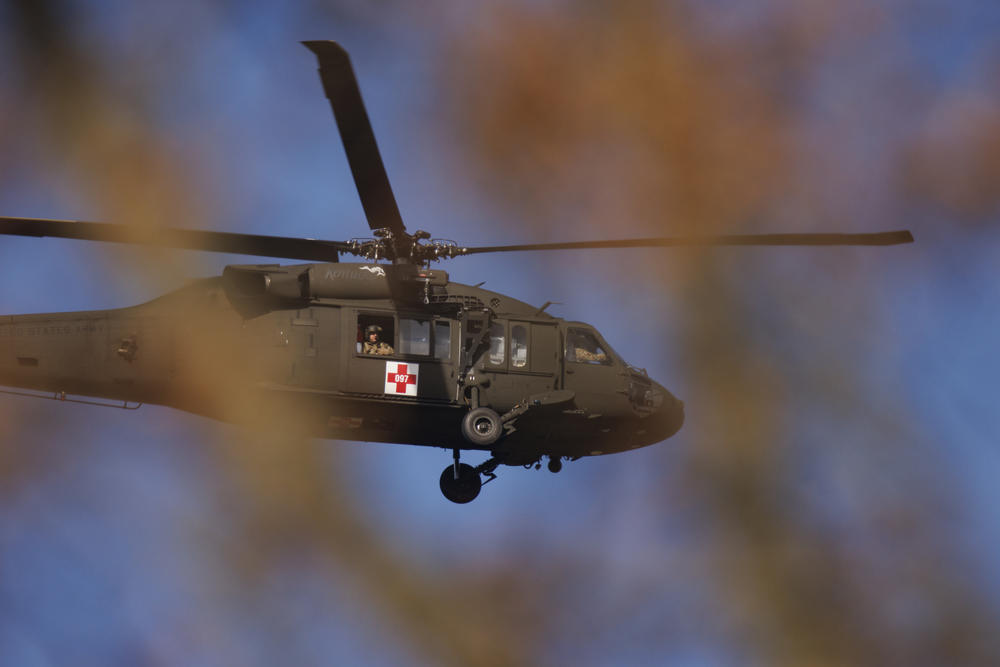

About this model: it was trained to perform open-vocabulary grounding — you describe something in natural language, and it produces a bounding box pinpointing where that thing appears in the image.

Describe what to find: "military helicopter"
[0,41,913,503]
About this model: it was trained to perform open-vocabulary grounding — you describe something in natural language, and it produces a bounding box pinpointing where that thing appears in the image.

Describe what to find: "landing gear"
[439,462,481,504]
[439,449,502,504]
[461,407,502,446]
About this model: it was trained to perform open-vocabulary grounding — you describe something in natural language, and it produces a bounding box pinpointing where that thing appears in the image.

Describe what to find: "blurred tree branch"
[0,3,555,665]
[445,1,1000,664]
[2,0,999,664]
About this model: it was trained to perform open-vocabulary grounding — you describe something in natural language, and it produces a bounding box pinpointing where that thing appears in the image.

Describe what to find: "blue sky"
[1,2,999,665]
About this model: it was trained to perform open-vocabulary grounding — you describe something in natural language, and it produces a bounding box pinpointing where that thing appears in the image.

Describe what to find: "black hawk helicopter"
[0,41,913,503]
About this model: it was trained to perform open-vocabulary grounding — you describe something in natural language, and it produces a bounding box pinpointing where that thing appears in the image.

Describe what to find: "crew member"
[363,324,394,355]
[573,333,607,363]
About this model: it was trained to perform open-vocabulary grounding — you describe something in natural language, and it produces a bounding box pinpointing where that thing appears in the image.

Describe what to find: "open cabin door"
[459,309,491,375]
[460,311,561,413]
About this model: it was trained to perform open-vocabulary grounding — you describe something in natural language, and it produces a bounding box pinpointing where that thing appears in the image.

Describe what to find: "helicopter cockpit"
[560,324,662,414]
[565,327,611,365]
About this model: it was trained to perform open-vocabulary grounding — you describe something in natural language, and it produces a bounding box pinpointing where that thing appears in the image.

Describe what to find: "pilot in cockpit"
[570,330,608,363]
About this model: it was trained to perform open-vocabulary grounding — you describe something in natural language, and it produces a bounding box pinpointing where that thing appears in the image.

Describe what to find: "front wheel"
[439,463,482,504]
[461,407,502,446]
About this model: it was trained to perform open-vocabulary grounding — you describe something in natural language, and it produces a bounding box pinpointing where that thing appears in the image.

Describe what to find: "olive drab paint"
[0,271,686,465]
[0,40,910,502]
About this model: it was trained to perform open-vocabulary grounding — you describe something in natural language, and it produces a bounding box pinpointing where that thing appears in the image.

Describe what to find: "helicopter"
[0,41,913,503]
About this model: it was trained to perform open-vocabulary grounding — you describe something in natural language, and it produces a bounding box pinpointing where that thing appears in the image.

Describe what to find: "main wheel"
[461,407,502,446]
[439,463,482,504]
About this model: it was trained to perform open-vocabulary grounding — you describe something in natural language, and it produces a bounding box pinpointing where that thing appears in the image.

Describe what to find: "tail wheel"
[461,407,502,446]
[439,463,482,504]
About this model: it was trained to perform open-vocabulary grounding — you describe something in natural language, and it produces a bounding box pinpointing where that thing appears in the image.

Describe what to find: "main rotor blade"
[0,217,350,262]
[303,40,407,238]
[458,230,915,254]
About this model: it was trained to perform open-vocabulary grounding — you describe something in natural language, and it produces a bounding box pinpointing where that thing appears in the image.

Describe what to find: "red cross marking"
[387,364,417,393]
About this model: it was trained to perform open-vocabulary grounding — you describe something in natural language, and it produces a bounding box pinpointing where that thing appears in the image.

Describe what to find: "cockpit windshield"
[565,327,613,365]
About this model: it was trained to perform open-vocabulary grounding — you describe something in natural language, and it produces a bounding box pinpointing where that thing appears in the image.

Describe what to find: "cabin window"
[565,328,610,365]
[400,318,431,356]
[434,321,451,360]
[488,322,505,365]
[511,324,528,368]
[357,314,395,354]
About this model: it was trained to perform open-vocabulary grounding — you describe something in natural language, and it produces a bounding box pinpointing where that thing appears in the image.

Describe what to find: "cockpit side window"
[565,328,610,365]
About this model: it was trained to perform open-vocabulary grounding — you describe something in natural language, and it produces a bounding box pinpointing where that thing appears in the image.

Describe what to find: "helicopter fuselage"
[0,264,684,465]
[0,39,912,504]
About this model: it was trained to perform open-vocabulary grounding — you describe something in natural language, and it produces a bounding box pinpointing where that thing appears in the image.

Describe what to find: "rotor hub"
[347,228,466,266]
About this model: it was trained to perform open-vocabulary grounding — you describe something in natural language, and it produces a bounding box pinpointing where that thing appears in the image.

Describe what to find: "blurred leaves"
[213,432,546,667]
[0,3,553,665]
[1,0,999,666]
[445,1,1000,665]
[3,0,214,291]
[903,90,1000,222]
[444,2,795,237]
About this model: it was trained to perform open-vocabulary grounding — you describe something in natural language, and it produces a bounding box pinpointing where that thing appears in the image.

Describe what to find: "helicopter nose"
[647,380,685,443]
